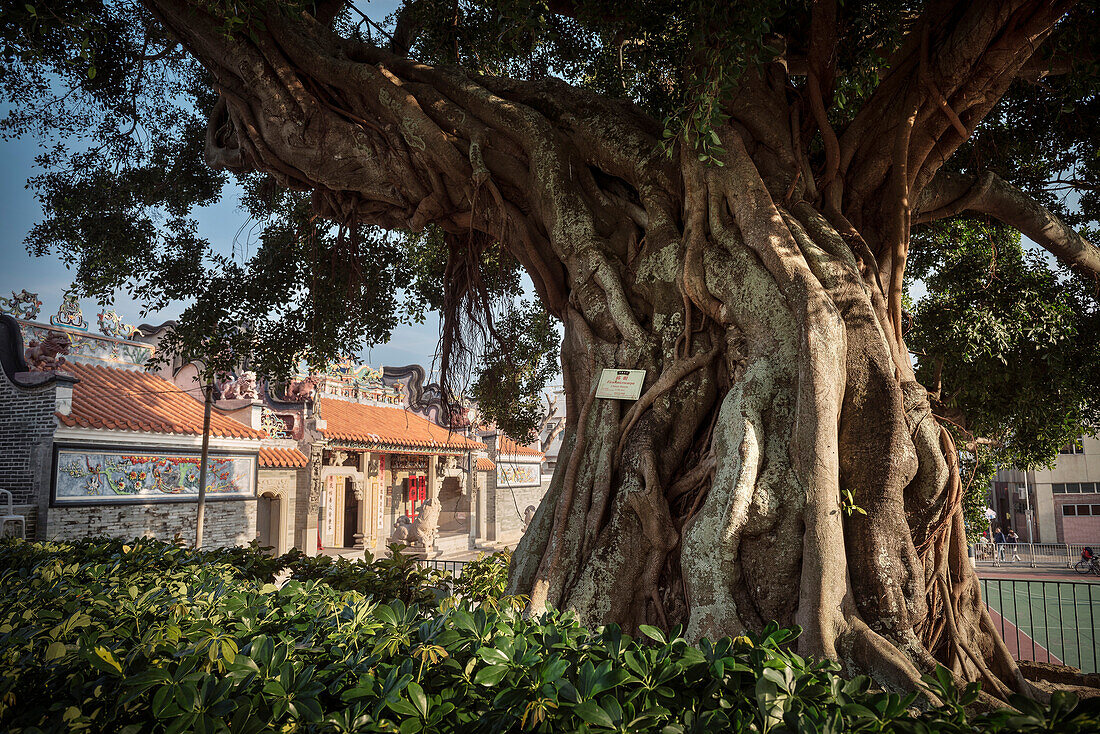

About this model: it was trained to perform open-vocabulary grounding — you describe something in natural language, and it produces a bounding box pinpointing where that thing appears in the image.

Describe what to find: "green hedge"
[0,537,1096,733]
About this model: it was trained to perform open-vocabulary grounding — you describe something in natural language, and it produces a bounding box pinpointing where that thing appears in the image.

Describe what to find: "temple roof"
[259,447,310,468]
[496,433,544,459]
[318,397,485,452]
[475,456,496,471]
[58,362,264,439]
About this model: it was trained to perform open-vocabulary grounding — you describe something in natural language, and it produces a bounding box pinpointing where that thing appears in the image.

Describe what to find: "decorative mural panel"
[55,449,255,502]
[20,324,153,368]
[496,462,541,488]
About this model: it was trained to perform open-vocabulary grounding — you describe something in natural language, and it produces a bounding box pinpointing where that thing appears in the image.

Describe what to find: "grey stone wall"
[46,499,258,548]
[0,367,60,539]
[486,472,548,543]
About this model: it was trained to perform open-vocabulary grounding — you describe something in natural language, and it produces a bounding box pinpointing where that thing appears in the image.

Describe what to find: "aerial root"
[629,450,678,629]
[614,347,719,466]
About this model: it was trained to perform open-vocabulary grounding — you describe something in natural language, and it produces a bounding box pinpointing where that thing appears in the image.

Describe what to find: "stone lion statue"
[25,331,70,371]
[410,499,440,548]
[389,515,412,544]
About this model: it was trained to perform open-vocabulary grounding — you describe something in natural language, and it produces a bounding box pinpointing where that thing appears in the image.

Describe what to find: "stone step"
[434,533,472,554]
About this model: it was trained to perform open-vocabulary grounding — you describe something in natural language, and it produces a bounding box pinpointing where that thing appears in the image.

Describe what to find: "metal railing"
[971,542,1096,568]
[416,558,469,578]
[980,578,1099,673]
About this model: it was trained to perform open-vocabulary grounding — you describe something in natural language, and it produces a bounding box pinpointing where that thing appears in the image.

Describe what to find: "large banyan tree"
[6,0,1100,698]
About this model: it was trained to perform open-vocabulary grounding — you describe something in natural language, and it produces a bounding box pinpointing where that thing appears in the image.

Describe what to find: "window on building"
[1053,483,1066,493]
[1059,439,1085,454]
[1063,505,1078,516]
[1093,505,1100,515]
[1082,482,1098,494]
[1066,483,1081,493]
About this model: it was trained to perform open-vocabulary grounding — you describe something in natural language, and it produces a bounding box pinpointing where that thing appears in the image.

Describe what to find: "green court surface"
[980,579,1099,674]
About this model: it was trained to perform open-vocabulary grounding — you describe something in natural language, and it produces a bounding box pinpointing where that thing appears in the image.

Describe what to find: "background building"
[993,432,1100,544]
[1,291,556,556]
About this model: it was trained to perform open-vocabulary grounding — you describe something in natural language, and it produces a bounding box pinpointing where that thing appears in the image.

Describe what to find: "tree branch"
[917,171,1100,278]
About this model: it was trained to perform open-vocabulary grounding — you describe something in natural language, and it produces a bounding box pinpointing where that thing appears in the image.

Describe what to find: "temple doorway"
[343,480,359,548]
[437,476,470,538]
[257,491,281,554]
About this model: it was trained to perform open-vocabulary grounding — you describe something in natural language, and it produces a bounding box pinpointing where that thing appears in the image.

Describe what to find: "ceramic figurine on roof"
[0,289,42,320]
[283,375,317,401]
[217,371,259,400]
[97,310,139,340]
[25,330,70,371]
[50,293,88,331]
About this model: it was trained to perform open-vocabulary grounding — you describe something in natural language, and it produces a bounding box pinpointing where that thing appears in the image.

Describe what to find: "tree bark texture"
[144,0,1088,699]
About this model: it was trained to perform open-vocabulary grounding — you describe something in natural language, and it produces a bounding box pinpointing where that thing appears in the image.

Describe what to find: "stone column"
[425,452,437,552]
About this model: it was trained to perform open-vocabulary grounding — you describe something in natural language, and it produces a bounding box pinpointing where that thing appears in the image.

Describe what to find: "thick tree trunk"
[506,144,1029,698]
[138,0,1065,699]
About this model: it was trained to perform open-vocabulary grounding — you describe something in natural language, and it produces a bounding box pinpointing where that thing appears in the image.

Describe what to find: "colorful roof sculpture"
[259,447,310,468]
[58,362,264,439]
[496,433,544,458]
[317,397,485,451]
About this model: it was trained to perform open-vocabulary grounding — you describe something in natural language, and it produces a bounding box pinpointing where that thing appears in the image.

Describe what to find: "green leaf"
[407,681,428,718]
[45,640,67,661]
[477,646,510,664]
[93,646,122,673]
[574,700,614,728]
[638,625,666,645]
[474,664,508,686]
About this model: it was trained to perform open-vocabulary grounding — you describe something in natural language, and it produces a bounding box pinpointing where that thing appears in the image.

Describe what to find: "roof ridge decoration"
[0,290,42,320]
[383,364,473,430]
[304,358,407,407]
[51,292,88,331]
[97,309,139,339]
[19,321,153,369]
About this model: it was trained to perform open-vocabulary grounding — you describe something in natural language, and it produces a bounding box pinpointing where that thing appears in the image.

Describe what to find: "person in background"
[993,527,1007,561]
[1006,528,1022,562]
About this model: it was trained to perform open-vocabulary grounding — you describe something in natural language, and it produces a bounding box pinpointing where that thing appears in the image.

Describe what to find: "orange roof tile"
[259,447,309,468]
[58,362,264,439]
[318,398,485,451]
[476,457,496,471]
[497,433,544,458]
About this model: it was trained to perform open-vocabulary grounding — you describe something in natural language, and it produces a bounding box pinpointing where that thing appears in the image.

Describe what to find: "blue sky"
[0,133,444,373]
[0,1,453,375]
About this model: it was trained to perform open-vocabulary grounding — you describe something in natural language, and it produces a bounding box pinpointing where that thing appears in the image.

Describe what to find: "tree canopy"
[4,0,1097,451]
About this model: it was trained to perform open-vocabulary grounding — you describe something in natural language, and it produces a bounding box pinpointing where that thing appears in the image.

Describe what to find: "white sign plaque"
[595,369,646,400]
